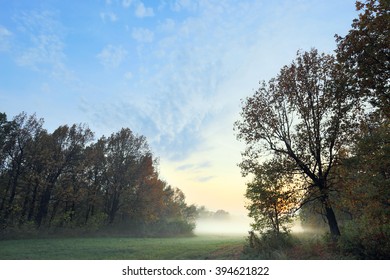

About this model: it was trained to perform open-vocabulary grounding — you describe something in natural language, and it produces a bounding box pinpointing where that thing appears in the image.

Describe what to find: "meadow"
[0,235,245,260]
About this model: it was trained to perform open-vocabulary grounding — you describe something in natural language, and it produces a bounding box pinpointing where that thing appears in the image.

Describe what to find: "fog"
[290,219,305,233]
[194,215,320,236]
[194,215,252,236]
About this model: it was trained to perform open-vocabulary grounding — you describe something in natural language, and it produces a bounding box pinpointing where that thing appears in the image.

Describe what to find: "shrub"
[338,219,390,259]
[243,230,294,259]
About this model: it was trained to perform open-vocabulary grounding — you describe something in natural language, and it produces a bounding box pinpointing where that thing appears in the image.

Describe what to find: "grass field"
[0,235,245,260]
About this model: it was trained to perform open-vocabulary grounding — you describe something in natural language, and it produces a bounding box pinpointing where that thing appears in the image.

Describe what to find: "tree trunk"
[49,199,60,227]
[322,195,341,239]
[36,169,62,227]
[36,185,53,227]
[109,194,120,224]
[85,205,91,224]
[19,189,30,225]
[0,179,11,213]
[109,200,118,224]
[274,204,280,234]
[3,166,21,222]
[27,179,39,222]
[325,205,340,239]
[317,179,341,239]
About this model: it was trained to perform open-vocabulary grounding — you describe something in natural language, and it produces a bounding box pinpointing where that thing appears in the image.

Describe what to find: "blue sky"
[0,0,358,214]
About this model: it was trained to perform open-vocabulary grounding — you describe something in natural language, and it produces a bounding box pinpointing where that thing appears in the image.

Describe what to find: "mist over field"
[193,215,314,236]
[194,215,251,236]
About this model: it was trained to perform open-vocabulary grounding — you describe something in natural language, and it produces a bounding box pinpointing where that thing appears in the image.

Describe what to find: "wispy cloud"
[16,33,65,68]
[135,2,154,18]
[0,26,12,36]
[83,0,351,162]
[176,164,194,171]
[122,2,255,159]
[40,82,52,94]
[122,0,132,8]
[97,44,127,68]
[0,25,12,51]
[86,1,261,160]
[132,27,154,43]
[198,161,212,169]
[100,12,118,22]
[124,71,133,80]
[13,10,74,80]
[194,176,214,183]
[157,18,176,33]
[171,0,199,12]
[176,161,211,171]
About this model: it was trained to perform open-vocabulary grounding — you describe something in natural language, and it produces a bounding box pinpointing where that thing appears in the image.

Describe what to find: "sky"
[0,0,358,216]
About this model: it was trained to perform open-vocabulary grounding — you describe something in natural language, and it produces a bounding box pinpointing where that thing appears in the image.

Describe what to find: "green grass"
[0,235,245,260]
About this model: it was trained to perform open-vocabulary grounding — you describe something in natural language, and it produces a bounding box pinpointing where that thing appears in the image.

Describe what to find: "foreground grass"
[0,235,245,260]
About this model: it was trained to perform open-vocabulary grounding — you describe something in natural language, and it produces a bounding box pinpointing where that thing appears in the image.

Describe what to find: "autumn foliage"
[0,112,196,237]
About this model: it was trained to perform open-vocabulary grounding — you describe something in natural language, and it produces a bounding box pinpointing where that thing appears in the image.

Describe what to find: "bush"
[243,230,294,259]
[150,219,195,237]
[338,219,390,259]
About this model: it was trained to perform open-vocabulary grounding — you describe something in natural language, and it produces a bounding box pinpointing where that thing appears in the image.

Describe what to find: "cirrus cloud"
[97,44,128,68]
[122,0,132,8]
[13,10,75,81]
[0,25,12,51]
[100,12,118,22]
[132,27,154,43]
[135,2,154,18]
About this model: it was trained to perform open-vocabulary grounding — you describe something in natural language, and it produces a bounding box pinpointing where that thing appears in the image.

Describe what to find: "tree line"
[235,0,389,258]
[0,112,196,237]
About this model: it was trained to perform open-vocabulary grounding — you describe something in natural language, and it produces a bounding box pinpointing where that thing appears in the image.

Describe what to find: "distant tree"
[153,185,196,236]
[162,187,193,221]
[195,206,230,220]
[336,0,390,117]
[213,209,230,220]
[235,49,358,239]
[196,206,213,219]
